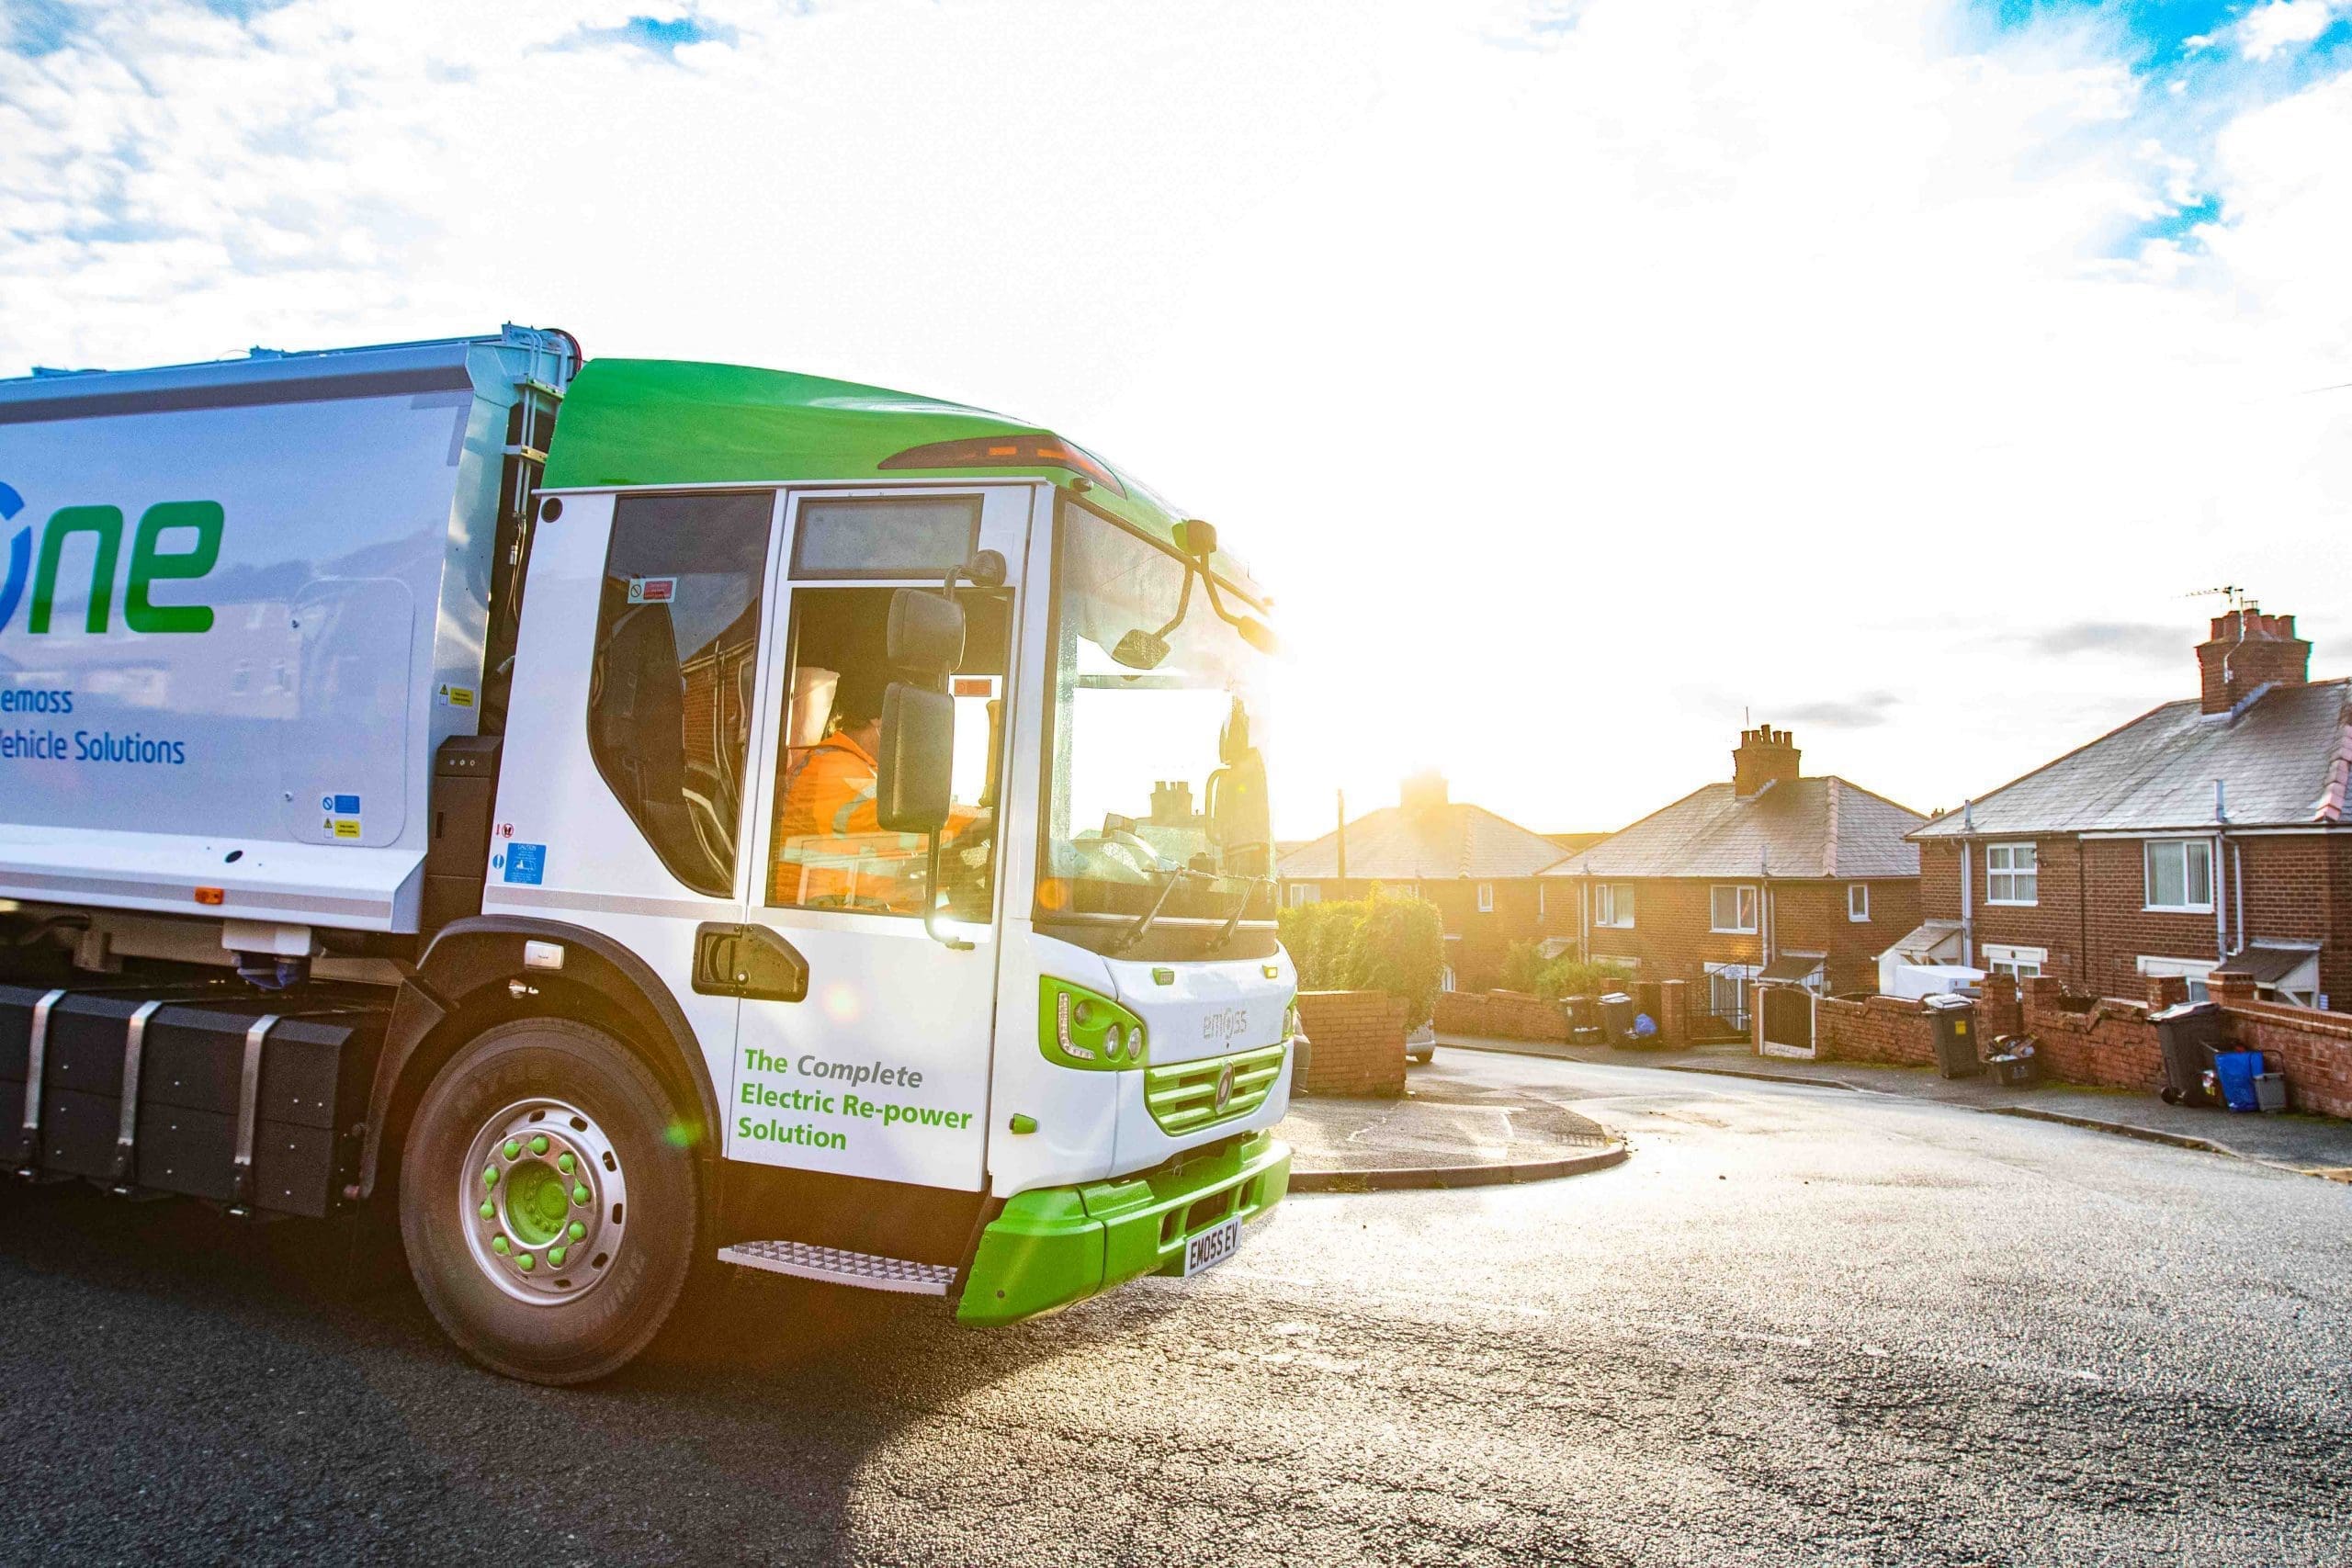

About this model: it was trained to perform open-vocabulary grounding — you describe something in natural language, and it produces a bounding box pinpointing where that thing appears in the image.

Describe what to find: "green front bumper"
[956,1131,1291,1326]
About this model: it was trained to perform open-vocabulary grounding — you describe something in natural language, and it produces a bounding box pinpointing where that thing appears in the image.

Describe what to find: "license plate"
[1182,1215,1242,1277]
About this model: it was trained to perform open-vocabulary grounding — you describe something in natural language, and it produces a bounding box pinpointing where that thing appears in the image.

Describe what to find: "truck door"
[722,488,1031,1190]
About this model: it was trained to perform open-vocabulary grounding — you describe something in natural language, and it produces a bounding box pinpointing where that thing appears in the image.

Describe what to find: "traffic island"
[1276,1081,1628,1191]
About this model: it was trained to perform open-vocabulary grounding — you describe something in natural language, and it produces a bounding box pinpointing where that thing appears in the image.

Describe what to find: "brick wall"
[2015,977,2165,1092]
[1431,988,1569,1043]
[2212,972,2352,1119]
[1295,989,1407,1098]
[1813,993,1939,1067]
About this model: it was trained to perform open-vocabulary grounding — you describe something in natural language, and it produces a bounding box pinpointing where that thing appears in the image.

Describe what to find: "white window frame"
[1537,884,1547,919]
[2143,840,2214,914]
[1848,884,1870,922]
[1983,942,2046,980]
[1593,883,1635,929]
[1287,883,1319,908]
[1387,883,1419,900]
[1985,842,2038,907]
[1476,882,1495,913]
[1710,884,1758,934]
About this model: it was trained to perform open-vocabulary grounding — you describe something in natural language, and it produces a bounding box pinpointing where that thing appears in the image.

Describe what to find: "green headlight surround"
[1039,977,1148,1071]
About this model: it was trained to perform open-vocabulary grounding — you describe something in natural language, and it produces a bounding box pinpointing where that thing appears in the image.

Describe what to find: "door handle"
[692,922,809,1003]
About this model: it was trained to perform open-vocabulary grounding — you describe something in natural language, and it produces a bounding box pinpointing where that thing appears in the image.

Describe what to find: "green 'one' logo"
[20,501,223,636]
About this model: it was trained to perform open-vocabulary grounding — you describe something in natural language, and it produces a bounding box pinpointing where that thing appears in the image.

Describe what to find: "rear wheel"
[400,1018,698,1384]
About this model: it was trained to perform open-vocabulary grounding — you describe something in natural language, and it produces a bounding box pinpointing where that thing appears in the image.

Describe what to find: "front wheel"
[400,1018,699,1384]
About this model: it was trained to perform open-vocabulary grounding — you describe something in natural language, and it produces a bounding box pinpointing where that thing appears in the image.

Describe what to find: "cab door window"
[766,585,1011,919]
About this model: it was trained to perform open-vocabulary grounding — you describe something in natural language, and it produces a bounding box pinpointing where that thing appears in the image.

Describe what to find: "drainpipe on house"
[1959,800,1974,967]
[2214,779,2229,964]
[2233,842,2245,960]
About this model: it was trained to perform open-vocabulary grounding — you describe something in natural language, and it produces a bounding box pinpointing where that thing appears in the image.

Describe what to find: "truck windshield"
[1041,499,1276,927]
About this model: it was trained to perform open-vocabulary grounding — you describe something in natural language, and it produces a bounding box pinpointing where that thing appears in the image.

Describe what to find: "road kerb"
[1290,1140,1629,1193]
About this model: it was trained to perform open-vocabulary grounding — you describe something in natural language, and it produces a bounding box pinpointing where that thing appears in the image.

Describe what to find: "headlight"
[1040,977,1148,1072]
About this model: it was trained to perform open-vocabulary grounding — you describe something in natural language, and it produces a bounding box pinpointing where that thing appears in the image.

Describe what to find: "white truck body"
[0,332,571,931]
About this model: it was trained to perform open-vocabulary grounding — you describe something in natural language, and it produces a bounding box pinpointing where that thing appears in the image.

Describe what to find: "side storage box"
[1,985,385,1218]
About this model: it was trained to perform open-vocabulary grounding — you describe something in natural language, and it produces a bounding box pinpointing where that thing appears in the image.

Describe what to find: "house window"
[1287,883,1319,908]
[1985,842,2037,906]
[1984,942,2046,980]
[1476,882,1495,913]
[1388,883,1418,900]
[1848,884,1870,922]
[1593,884,1635,928]
[1709,885,1758,933]
[2136,954,2216,1002]
[1537,884,1547,919]
[2143,840,2214,913]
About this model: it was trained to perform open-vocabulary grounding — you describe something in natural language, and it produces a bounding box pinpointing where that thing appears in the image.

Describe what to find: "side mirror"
[888,589,966,677]
[876,682,955,834]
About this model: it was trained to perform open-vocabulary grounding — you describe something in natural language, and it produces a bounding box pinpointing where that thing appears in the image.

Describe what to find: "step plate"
[717,1239,955,1296]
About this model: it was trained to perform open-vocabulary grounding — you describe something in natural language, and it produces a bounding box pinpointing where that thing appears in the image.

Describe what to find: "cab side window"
[768,586,1010,919]
[585,491,773,897]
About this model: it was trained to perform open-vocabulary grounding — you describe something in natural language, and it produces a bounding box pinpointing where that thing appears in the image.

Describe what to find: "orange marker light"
[878,432,1125,496]
[194,886,225,906]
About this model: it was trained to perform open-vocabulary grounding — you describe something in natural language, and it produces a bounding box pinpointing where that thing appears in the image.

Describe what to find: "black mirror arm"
[922,833,974,952]
[1146,568,1195,642]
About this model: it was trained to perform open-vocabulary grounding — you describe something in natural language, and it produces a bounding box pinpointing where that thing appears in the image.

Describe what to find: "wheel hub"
[460,1099,627,1305]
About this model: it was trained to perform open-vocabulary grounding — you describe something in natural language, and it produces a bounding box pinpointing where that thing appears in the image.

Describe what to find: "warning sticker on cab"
[436,683,477,708]
[501,843,547,885]
[627,578,676,605]
[332,818,362,840]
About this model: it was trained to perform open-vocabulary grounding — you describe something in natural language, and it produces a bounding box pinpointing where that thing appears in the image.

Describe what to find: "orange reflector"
[877,432,1125,496]
[1037,877,1072,912]
[953,677,991,698]
[194,886,225,906]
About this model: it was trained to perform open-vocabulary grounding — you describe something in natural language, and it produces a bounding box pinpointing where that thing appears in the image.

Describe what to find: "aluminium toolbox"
[1,984,385,1217]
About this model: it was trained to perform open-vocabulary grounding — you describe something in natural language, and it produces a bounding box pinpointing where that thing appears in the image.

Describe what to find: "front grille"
[1144,1042,1285,1135]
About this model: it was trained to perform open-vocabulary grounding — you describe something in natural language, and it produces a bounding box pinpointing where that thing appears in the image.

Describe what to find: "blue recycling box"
[2211,1050,2264,1112]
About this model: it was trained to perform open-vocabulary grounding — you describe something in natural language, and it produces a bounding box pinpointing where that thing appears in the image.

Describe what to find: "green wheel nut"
[548,1246,567,1268]
[479,1201,495,1220]
[492,1235,509,1254]
[568,1221,586,1241]
[483,1166,499,1188]
[557,1152,575,1174]
[503,1138,520,1160]
[516,1253,535,1271]
[571,1183,590,1205]
[529,1134,548,1155]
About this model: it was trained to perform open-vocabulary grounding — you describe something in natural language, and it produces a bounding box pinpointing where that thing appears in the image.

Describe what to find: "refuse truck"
[0,326,1294,1383]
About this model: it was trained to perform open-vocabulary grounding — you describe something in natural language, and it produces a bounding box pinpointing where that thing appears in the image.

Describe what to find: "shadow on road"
[0,1182,1072,1564]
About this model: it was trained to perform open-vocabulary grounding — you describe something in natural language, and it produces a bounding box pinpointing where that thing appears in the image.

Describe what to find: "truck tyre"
[400,1017,698,1384]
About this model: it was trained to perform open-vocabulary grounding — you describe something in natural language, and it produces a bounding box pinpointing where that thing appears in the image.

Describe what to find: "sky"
[4,0,2350,840]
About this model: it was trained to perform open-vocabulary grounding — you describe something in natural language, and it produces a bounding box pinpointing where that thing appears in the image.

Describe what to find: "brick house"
[1277,773,1580,990]
[1908,609,2352,1010]
[1544,727,1926,1030]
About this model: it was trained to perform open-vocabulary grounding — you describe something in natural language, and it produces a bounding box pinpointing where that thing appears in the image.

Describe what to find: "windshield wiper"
[1115,865,1205,952]
[1205,875,1270,953]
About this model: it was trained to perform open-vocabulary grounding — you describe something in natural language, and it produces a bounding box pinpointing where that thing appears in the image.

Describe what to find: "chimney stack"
[1400,770,1449,815]
[2197,609,2308,715]
[1733,726,1801,797]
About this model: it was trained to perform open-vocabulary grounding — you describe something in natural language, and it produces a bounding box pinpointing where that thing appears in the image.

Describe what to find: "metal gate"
[1758,984,1816,1060]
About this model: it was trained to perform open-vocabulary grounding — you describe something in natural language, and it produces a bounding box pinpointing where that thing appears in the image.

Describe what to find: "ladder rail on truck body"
[0,335,1295,1382]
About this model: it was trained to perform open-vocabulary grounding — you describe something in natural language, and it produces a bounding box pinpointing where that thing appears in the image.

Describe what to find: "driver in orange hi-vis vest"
[773,670,981,909]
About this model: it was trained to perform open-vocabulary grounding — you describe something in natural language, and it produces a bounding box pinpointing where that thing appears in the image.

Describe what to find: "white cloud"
[2236,0,2341,62]
[2,0,2350,836]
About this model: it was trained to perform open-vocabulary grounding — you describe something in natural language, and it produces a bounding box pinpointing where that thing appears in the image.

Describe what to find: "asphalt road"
[4,1052,2347,1567]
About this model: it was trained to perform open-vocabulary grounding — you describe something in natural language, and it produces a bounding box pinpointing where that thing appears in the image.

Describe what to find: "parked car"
[1407,1021,1438,1065]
